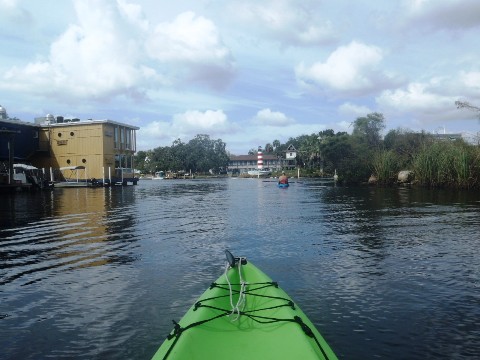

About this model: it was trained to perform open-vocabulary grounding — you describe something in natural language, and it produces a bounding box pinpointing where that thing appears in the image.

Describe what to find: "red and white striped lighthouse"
[257,146,263,170]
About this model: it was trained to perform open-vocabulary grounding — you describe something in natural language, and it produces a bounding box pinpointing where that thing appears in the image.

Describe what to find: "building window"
[70,131,75,136]
[58,132,62,137]
[67,159,71,164]
[114,154,133,169]
[114,127,119,149]
[125,128,131,150]
[82,158,86,163]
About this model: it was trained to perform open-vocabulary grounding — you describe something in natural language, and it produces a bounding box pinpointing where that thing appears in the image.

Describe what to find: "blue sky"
[1,0,479,154]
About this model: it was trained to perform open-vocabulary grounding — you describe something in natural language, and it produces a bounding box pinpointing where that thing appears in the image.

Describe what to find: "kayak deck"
[152,258,337,360]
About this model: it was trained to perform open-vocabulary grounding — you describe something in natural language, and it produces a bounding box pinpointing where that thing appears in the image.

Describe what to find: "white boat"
[152,171,164,180]
[54,181,89,188]
[53,166,90,188]
[247,168,272,177]
[13,164,49,188]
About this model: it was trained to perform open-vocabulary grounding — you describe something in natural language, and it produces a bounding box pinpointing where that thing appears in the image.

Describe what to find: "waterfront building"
[0,105,139,185]
[33,115,139,183]
[228,145,298,175]
[229,154,281,175]
[0,117,40,163]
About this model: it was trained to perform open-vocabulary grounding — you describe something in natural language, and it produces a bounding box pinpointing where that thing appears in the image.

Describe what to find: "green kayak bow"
[152,251,338,360]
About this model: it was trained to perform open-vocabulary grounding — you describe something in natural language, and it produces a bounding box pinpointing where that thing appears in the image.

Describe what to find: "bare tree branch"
[455,100,480,112]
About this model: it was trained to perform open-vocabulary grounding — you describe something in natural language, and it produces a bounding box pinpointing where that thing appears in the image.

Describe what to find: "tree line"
[135,134,230,175]
[135,111,480,188]
[259,112,480,188]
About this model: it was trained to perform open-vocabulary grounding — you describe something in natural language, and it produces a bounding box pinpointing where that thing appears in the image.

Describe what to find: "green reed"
[372,149,400,184]
[413,141,480,188]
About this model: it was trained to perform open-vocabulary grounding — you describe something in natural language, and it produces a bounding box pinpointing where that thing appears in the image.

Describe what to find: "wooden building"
[33,116,139,183]
[1,105,140,188]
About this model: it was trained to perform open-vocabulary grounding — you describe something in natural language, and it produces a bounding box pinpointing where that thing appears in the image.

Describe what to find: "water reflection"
[302,184,480,359]
[0,187,142,288]
[1,180,479,359]
[0,191,55,229]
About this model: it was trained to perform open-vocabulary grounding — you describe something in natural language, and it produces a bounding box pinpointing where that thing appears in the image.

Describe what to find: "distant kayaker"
[278,171,288,185]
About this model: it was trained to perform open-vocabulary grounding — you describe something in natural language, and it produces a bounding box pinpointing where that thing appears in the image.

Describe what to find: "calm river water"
[1,179,479,359]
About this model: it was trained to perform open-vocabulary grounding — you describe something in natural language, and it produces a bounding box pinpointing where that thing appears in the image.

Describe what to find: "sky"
[1,0,480,154]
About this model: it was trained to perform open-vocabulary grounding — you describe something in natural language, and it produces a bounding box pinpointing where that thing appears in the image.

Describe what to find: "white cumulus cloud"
[145,11,235,90]
[0,1,235,102]
[137,109,237,150]
[458,71,480,97]
[227,0,338,46]
[377,82,452,111]
[295,41,395,96]
[377,70,480,114]
[172,110,230,132]
[146,11,230,63]
[2,0,158,100]
[338,102,373,117]
[253,108,294,126]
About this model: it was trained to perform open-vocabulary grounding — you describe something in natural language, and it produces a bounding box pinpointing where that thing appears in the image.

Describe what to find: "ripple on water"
[1,181,479,359]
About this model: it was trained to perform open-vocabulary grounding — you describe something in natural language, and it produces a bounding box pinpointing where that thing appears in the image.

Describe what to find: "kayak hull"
[278,183,289,188]
[152,261,337,360]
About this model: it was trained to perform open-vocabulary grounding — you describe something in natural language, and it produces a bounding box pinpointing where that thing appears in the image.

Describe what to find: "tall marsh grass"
[372,150,400,184]
[413,141,480,188]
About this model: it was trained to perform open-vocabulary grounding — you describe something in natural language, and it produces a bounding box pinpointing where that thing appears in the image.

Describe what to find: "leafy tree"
[352,112,385,148]
[134,150,149,173]
[135,134,229,175]
[298,134,321,169]
[318,129,335,138]
[384,128,432,168]
[272,139,281,150]
[186,134,229,173]
[320,133,354,178]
